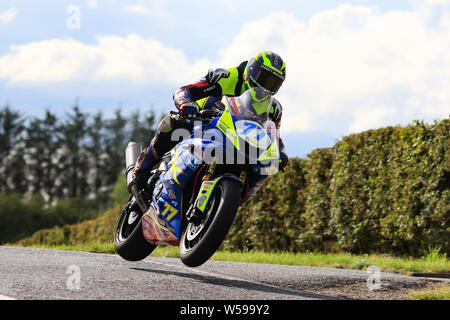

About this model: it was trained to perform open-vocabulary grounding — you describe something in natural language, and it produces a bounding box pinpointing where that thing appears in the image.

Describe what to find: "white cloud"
[0,34,209,86]
[413,0,450,6]
[86,0,98,9]
[218,4,450,133]
[0,2,449,136]
[123,2,168,18]
[348,106,396,134]
[123,5,152,15]
[0,7,18,24]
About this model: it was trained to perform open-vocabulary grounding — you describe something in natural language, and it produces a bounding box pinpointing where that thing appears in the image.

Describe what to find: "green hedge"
[0,193,102,244]
[329,120,449,255]
[17,119,449,257]
[224,157,308,252]
[17,206,120,246]
[226,119,449,256]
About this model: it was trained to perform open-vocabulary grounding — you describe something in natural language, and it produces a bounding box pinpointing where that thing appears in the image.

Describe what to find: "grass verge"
[409,284,450,300]
[211,250,449,275]
[7,242,449,275]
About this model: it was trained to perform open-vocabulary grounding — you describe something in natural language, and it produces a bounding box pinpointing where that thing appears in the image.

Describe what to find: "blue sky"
[1,0,449,157]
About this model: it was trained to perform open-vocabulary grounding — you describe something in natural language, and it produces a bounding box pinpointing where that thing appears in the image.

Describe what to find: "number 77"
[243,121,264,141]
[161,202,178,221]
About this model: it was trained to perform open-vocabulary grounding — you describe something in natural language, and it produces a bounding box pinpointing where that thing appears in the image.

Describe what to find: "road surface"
[0,246,436,301]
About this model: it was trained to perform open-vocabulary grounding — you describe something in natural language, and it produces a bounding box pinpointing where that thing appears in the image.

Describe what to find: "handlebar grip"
[170,109,222,122]
[199,110,222,118]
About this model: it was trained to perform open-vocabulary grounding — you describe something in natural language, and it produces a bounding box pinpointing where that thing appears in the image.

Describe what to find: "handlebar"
[170,109,223,122]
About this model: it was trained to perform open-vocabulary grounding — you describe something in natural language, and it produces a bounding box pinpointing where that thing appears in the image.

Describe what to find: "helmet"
[244,51,286,95]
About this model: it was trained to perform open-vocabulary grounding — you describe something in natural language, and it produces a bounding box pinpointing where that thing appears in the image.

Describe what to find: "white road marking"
[0,294,16,300]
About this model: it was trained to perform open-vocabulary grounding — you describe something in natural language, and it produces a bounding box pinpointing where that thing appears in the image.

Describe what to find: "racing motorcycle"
[114,88,281,267]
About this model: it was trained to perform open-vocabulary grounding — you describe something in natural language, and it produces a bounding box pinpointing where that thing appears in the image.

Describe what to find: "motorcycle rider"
[131,51,289,191]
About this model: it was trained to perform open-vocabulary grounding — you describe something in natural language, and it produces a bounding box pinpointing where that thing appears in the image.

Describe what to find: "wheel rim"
[186,196,216,241]
[118,208,141,242]
[182,186,222,252]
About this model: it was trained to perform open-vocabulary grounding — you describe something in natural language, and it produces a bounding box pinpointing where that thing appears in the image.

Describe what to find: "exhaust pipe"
[125,141,149,214]
[125,141,142,193]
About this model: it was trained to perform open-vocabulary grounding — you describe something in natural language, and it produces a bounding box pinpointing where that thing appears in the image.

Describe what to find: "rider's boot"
[132,145,158,191]
[132,125,174,190]
[132,112,193,190]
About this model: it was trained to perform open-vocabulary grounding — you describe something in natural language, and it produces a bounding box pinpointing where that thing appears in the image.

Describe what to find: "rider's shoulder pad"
[207,68,231,84]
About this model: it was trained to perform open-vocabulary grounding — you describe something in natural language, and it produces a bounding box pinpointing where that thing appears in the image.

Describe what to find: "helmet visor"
[250,65,285,94]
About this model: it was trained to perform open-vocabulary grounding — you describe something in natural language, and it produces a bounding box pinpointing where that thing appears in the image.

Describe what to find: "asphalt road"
[0,246,434,301]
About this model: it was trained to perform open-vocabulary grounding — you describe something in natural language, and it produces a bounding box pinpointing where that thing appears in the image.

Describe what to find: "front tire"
[179,179,241,267]
[114,197,157,261]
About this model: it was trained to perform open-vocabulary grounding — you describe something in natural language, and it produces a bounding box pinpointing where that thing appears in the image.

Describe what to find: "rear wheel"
[179,179,241,267]
[114,197,157,261]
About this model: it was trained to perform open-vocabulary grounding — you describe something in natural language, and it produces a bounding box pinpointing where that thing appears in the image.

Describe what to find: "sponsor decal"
[196,195,207,208]
[226,97,240,115]
[142,210,179,246]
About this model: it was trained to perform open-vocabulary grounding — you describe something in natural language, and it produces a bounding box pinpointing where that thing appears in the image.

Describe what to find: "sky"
[0,0,449,157]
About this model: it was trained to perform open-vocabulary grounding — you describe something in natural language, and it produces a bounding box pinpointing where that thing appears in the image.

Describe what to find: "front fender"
[195,174,242,213]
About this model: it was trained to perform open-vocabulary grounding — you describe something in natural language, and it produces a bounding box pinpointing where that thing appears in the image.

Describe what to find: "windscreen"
[229,88,275,150]
[235,88,272,127]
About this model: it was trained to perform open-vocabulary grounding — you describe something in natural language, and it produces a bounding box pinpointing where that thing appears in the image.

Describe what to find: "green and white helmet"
[244,51,286,95]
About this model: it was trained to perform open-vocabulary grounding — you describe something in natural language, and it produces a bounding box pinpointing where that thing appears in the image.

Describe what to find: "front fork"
[186,162,246,224]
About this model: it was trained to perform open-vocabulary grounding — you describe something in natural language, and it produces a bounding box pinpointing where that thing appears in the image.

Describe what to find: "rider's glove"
[179,102,199,119]
[270,98,283,124]
[279,151,289,172]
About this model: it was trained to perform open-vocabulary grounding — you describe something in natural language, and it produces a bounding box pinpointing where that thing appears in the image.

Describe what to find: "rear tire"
[114,197,157,261]
[179,179,241,267]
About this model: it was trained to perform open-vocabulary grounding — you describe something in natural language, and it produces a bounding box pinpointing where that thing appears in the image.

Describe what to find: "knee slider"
[157,114,175,134]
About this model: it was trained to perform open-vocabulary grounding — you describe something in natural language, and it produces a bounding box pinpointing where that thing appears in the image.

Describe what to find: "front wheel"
[114,197,157,261]
[179,179,241,267]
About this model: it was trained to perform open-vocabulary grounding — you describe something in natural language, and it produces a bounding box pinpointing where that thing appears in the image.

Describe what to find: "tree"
[0,106,26,193]
[1,104,158,205]
[103,109,128,189]
[58,104,89,198]
[128,108,157,147]
[86,111,108,203]
[24,110,60,201]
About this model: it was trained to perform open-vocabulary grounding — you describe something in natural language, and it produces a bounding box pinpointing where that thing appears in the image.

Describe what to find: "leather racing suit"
[132,61,288,189]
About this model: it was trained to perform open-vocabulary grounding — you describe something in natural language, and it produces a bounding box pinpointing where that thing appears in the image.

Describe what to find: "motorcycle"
[114,87,281,267]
